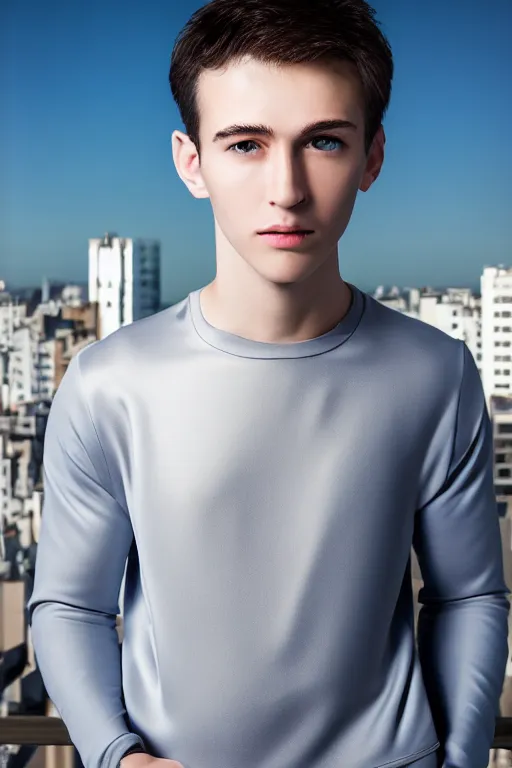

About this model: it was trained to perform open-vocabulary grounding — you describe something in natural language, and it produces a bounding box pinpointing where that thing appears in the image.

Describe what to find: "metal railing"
[1,715,512,749]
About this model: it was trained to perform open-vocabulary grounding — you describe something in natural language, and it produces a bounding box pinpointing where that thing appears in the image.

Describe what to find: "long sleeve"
[27,351,146,768]
[414,341,510,768]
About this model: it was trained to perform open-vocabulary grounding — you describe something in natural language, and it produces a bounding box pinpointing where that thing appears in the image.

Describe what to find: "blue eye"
[227,136,345,155]
[312,136,344,151]
[228,140,259,154]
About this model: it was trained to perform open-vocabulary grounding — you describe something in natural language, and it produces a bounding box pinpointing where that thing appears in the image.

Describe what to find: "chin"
[255,267,319,286]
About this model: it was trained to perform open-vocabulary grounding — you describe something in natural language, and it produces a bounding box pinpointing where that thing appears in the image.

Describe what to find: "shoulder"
[362,291,464,366]
[76,299,187,389]
[359,291,467,406]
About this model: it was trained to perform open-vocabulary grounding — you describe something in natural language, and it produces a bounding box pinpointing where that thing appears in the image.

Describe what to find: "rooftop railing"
[1,715,512,749]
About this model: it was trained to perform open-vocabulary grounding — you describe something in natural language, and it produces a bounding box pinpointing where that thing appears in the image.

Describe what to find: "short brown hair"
[169,0,393,158]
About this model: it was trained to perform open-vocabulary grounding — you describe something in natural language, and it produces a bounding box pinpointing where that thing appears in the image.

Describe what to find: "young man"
[28,1,510,767]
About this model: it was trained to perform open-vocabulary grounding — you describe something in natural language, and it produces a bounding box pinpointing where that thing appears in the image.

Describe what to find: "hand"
[120,754,185,768]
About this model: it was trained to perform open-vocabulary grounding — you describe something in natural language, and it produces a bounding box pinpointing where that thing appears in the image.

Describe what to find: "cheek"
[206,166,261,217]
[207,186,255,245]
[212,187,252,225]
[315,175,359,222]
[310,156,360,191]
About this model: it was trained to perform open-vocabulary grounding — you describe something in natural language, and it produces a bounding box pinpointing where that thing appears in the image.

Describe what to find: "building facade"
[88,232,161,340]
[481,266,512,410]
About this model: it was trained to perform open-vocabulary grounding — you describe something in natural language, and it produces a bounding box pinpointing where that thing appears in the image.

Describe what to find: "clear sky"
[1,0,511,302]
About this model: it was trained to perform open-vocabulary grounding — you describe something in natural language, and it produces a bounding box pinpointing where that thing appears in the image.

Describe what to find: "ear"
[359,125,385,193]
[171,130,210,199]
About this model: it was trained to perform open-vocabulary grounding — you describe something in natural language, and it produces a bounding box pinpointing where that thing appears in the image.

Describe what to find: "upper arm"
[413,342,509,603]
[28,351,134,621]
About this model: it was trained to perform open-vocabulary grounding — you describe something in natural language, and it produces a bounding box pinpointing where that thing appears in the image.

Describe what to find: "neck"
[199,253,352,345]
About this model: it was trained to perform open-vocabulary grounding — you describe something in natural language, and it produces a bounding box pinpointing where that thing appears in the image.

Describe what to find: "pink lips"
[258,231,312,248]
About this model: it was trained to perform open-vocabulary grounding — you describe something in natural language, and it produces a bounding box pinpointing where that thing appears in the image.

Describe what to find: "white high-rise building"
[481,266,512,410]
[88,233,161,340]
[490,395,512,505]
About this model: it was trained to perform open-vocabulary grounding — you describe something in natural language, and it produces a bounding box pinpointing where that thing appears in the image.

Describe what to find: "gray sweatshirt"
[27,282,510,768]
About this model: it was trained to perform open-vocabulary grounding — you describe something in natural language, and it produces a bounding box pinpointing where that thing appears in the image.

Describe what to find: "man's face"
[173,56,384,286]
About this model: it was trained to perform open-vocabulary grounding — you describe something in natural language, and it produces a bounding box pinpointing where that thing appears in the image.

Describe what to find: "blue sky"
[1,0,511,302]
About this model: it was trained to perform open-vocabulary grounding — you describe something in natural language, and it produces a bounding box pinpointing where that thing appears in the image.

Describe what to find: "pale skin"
[121,54,385,768]
[172,55,385,344]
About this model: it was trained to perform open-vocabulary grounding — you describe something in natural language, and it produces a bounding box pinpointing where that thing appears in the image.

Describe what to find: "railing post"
[45,745,75,768]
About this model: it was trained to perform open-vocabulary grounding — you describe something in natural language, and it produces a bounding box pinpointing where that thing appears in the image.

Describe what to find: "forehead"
[196,56,365,137]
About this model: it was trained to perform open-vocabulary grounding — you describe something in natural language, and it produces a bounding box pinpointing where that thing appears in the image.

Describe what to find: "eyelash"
[226,135,345,155]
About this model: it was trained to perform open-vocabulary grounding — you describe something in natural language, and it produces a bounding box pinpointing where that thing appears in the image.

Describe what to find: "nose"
[267,148,308,209]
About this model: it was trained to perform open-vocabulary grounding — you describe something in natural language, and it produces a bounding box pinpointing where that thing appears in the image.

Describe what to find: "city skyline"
[2,0,511,303]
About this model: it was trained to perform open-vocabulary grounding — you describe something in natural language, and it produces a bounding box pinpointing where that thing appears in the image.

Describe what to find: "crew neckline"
[188,281,365,359]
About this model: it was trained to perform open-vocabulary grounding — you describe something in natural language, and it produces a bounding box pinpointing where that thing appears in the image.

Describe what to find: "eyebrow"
[212,119,358,143]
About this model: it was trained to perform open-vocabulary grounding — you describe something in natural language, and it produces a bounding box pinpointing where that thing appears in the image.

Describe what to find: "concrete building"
[0,300,27,349]
[88,232,161,340]
[0,290,99,412]
[490,396,512,506]
[9,325,40,410]
[0,300,28,411]
[481,266,512,411]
